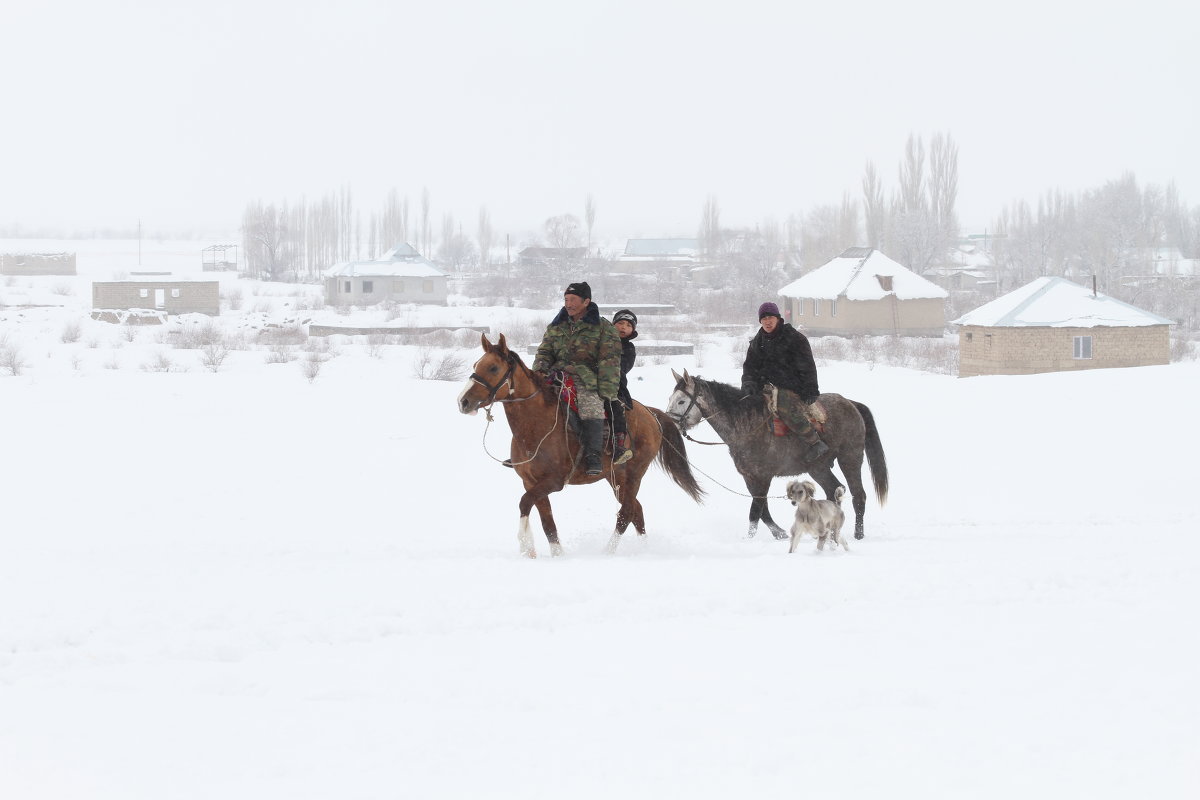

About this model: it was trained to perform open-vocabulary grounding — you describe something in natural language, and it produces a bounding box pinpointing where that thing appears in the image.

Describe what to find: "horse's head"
[457,333,517,415]
[666,368,705,430]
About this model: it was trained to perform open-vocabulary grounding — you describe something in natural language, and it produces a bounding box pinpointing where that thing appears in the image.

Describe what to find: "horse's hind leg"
[607,482,646,554]
[824,459,868,540]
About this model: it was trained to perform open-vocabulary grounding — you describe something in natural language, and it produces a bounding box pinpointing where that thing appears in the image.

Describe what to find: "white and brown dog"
[786,479,848,553]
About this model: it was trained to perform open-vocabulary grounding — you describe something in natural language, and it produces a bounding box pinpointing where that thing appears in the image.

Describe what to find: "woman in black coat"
[741,301,829,459]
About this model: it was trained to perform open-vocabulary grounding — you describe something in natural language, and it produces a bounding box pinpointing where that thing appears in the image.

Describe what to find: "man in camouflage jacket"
[532,281,621,475]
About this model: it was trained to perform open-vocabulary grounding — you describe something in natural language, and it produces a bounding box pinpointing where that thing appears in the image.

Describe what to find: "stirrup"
[501,458,514,469]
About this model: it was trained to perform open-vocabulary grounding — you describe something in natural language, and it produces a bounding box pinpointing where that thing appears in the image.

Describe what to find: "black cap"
[564,281,591,301]
[612,309,637,328]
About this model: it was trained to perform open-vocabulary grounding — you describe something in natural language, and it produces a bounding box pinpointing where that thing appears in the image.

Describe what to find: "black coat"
[616,330,637,407]
[741,322,820,402]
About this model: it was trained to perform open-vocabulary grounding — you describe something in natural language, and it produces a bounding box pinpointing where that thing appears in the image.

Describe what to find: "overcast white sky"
[2,0,1195,240]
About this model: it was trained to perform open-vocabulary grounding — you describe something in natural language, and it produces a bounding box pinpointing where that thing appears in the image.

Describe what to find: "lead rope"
[652,409,788,501]
[479,373,564,467]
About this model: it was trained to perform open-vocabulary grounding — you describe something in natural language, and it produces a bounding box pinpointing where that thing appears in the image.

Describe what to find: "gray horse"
[666,369,888,540]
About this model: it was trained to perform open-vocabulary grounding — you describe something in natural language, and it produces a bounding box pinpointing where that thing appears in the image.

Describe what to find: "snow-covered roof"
[622,238,699,257]
[323,242,447,279]
[778,248,948,301]
[952,276,1174,328]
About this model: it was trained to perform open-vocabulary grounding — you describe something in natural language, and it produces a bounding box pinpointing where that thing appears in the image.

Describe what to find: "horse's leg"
[607,477,645,554]
[745,475,785,539]
[517,490,542,558]
[534,497,563,557]
[758,499,789,540]
[828,457,869,540]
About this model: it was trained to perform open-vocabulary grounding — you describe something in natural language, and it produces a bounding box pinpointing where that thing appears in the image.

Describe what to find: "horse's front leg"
[534,497,563,557]
[757,499,789,540]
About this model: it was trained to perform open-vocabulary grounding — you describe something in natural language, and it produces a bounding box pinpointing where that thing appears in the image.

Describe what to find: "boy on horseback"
[531,281,623,476]
[741,301,830,461]
[609,309,639,465]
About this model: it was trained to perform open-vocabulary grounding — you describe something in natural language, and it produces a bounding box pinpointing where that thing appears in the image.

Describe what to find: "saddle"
[764,384,825,437]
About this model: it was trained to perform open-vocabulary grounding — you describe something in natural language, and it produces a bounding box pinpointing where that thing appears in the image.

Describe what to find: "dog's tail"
[833,486,845,506]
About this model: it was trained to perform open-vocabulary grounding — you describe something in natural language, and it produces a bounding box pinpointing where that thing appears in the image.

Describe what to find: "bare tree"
[862,160,886,249]
[699,195,722,261]
[584,193,597,254]
[477,205,494,269]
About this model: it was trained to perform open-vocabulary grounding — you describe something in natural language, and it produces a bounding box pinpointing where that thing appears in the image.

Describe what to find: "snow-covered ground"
[1,240,1197,798]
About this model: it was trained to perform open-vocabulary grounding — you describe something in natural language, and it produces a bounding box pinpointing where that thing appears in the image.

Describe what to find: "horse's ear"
[671,368,683,383]
[496,333,509,354]
[481,333,493,351]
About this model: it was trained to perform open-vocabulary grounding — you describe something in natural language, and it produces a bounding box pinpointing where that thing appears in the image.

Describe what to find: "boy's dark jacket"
[532,303,622,399]
[740,321,820,402]
[616,328,637,407]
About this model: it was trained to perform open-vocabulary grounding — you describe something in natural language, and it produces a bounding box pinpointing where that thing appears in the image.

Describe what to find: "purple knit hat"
[757,301,782,320]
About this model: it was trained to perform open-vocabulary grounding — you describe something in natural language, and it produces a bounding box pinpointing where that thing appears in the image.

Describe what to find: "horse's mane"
[497,346,557,400]
[690,375,767,425]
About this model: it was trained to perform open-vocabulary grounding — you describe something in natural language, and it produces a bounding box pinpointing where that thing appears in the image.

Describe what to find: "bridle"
[668,382,727,447]
[469,352,539,409]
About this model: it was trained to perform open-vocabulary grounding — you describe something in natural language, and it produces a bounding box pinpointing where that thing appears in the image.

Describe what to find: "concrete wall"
[92,281,220,315]
[784,296,945,337]
[1,252,77,276]
[957,324,1170,377]
[325,276,448,306]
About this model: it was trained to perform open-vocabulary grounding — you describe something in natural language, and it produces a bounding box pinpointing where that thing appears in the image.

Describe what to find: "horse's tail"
[852,401,889,506]
[650,407,706,504]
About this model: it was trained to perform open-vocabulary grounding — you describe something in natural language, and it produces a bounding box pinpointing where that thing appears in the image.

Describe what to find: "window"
[422,280,433,293]
[170,288,180,298]
[1073,335,1093,359]
[965,332,973,342]
[830,299,838,317]
[796,298,803,316]
[393,280,405,293]
[343,281,351,293]
[139,288,149,298]
[362,280,374,294]
[812,299,820,317]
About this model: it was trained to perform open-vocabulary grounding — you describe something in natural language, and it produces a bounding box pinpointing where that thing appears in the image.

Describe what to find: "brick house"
[92,278,220,316]
[778,247,948,337]
[323,243,448,306]
[953,276,1173,377]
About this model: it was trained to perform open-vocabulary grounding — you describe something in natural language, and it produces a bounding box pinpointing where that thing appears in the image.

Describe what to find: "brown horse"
[457,334,704,557]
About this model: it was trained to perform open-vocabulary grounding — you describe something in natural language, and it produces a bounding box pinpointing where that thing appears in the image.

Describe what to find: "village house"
[92,277,220,317]
[953,276,1173,377]
[1,252,77,276]
[778,247,948,337]
[323,243,448,306]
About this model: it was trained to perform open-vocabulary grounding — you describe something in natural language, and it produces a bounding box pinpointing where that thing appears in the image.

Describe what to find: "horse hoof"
[854,532,864,540]
[550,543,564,557]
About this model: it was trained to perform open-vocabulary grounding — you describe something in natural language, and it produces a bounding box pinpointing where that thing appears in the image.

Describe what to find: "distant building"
[323,243,449,306]
[1,252,77,276]
[613,238,700,279]
[924,242,997,292]
[777,247,948,337]
[953,276,1173,377]
[92,277,220,317]
[516,246,587,268]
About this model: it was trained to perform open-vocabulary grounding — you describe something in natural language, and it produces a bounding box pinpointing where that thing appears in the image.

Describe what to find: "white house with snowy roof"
[323,243,448,306]
[777,247,948,337]
[953,276,1173,377]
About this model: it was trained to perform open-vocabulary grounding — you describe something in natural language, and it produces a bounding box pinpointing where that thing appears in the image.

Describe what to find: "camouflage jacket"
[532,303,622,399]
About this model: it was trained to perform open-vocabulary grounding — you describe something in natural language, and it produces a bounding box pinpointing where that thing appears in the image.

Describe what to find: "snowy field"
[1,240,1198,798]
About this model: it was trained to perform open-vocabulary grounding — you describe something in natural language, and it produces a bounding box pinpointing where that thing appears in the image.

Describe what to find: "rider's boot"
[581,419,605,475]
[612,433,634,465]
[801,428,830,460]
